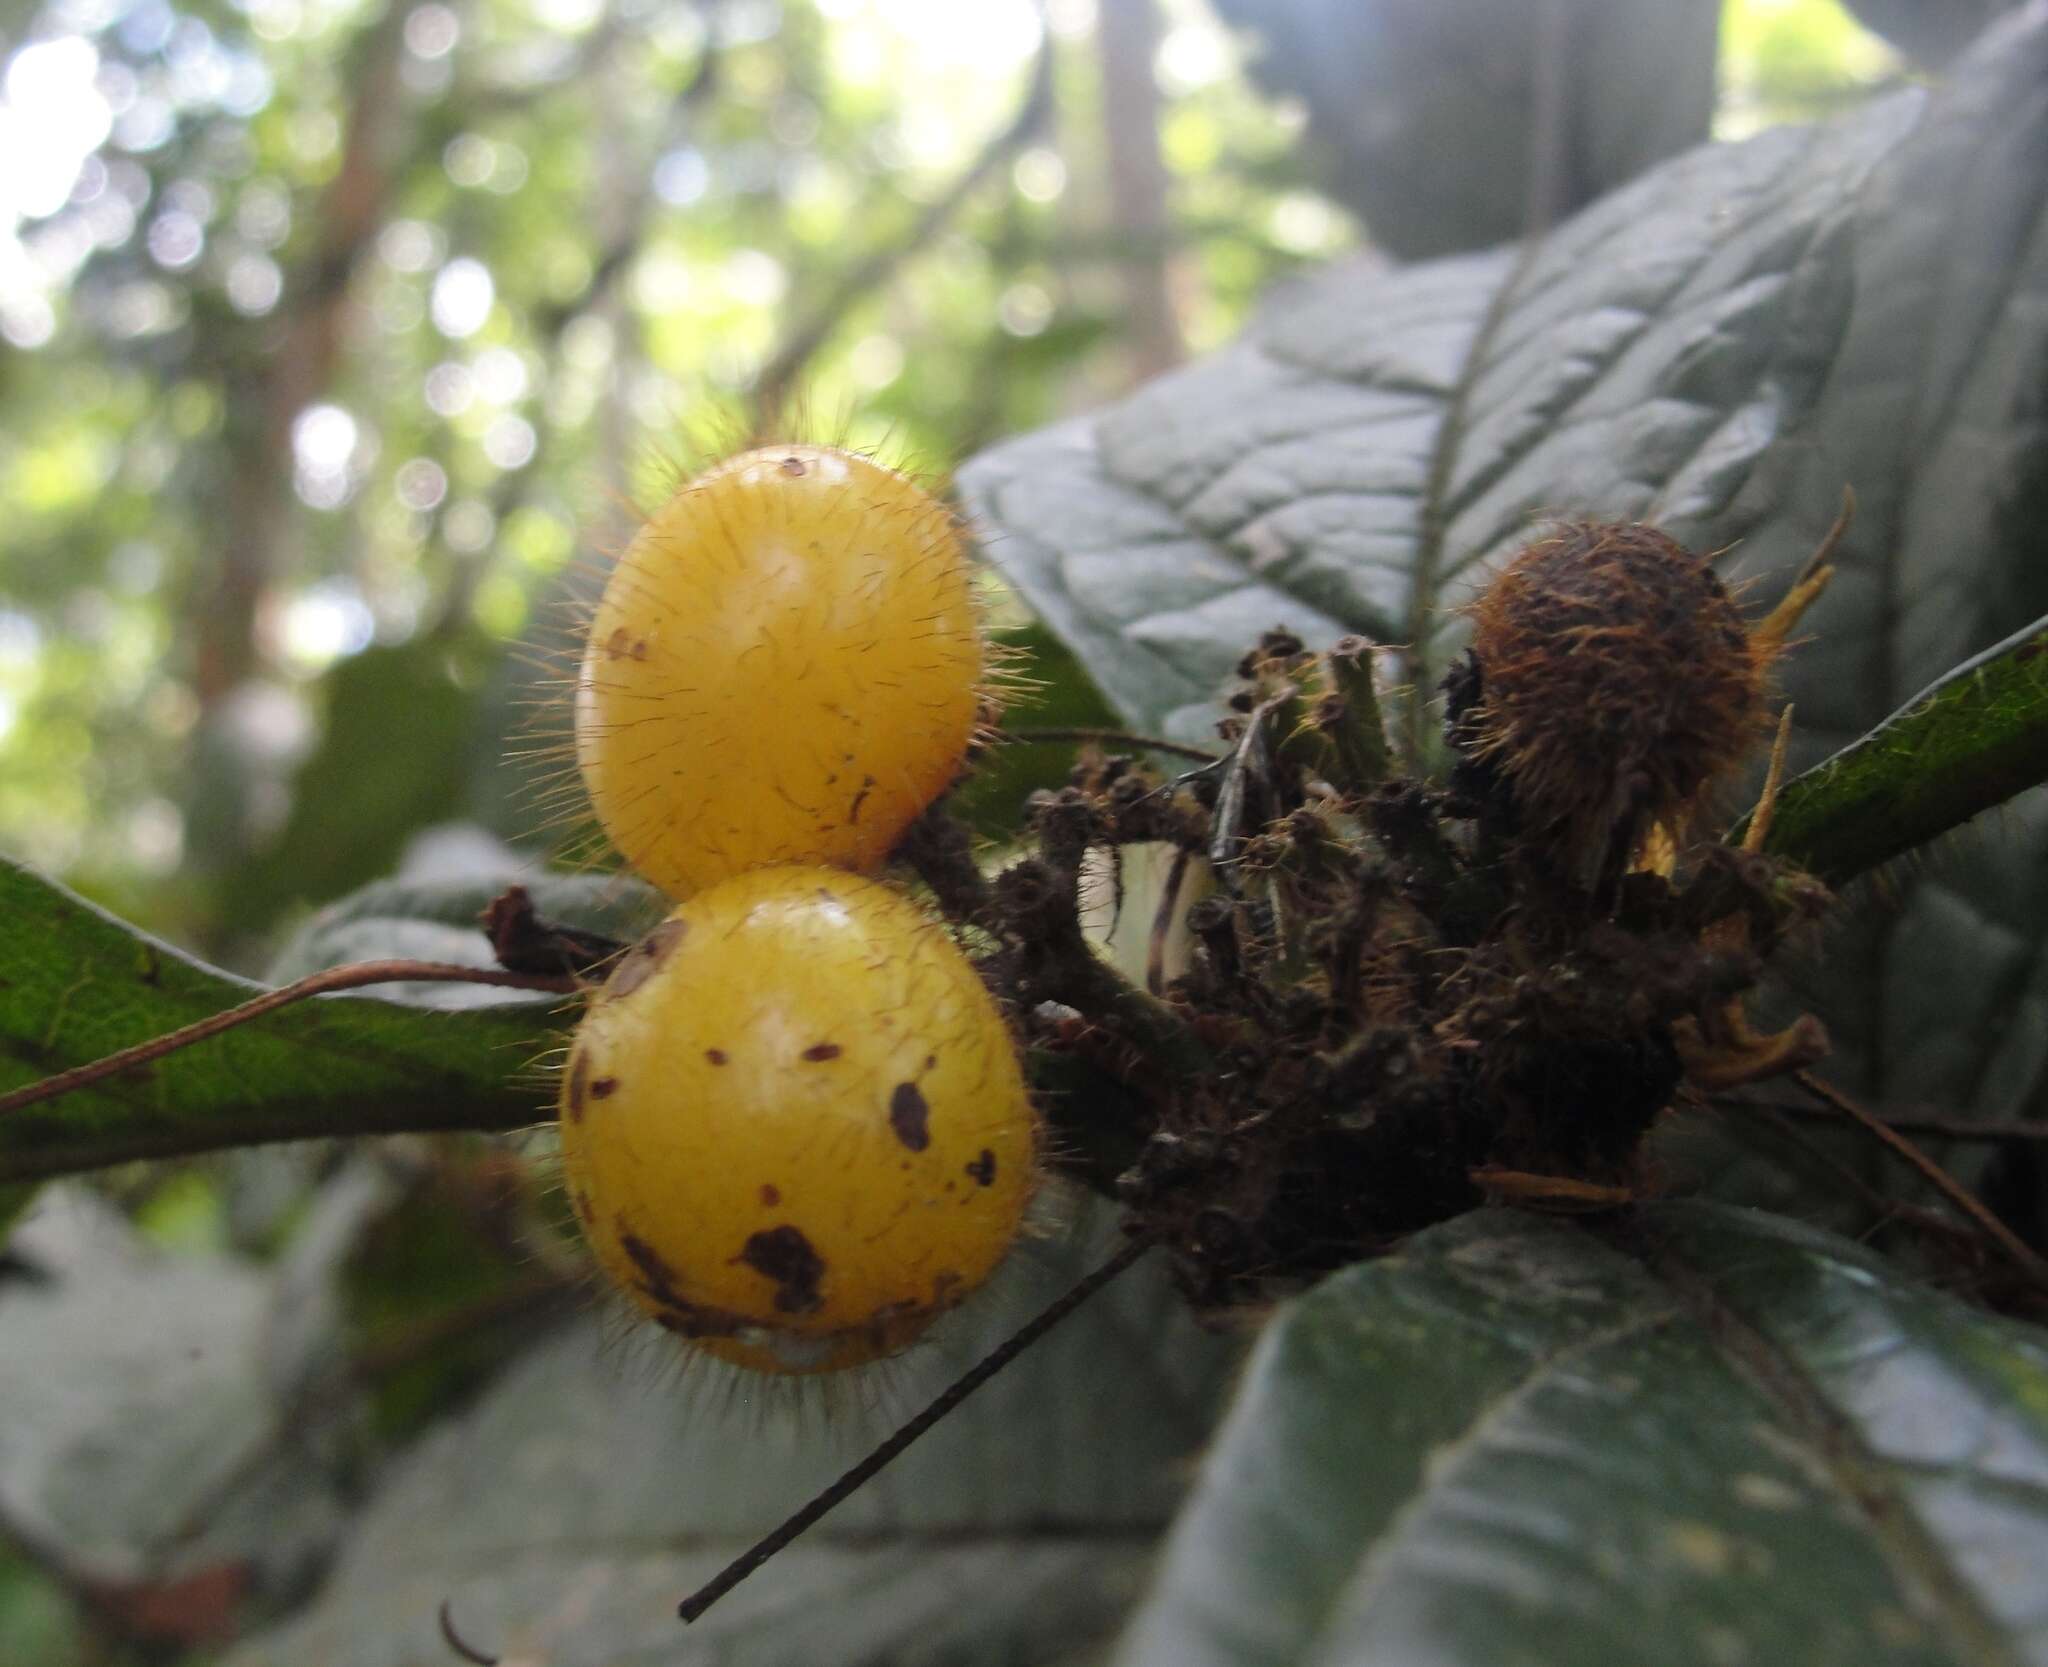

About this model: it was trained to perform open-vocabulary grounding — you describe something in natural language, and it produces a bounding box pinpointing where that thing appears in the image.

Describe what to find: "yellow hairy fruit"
[574,444,983,899]
[558,867,1038,1375]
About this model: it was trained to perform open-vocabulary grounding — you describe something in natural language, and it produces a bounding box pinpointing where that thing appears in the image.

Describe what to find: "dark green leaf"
[0,859,557,1184]
[1756,613,2048,883]
[960,11,2048,1116]
[1117,1204,2048,1667]
[960,84,1925,753]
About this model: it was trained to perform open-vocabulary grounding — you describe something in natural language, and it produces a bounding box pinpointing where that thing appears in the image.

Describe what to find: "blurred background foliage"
[0,1,2024,1660]
[0,0,1929,967]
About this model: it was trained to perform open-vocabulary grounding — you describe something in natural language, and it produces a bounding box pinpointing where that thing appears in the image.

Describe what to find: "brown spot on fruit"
[566,1051,589,1122]
[705,1048,728,1066]
[619,1229,685,1311]
[965,1148,997,1187]
[759,1183,781,1207]
[651,1302,747,1340]
[889,1081,931,1151]
[801,1042,843,1063]
[591,1076,619,1100]
[604,626,630,660]
[779,454,807,476]
[615,1237,750,1336]
[609,919,688,999]
[736,1225,826,1314]
[848,775,876,825]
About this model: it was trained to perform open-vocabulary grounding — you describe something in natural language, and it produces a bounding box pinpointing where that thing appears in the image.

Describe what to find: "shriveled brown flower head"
[1457,522,1765,884]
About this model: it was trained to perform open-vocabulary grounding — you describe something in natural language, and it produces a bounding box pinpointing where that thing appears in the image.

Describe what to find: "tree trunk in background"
[1097,0,1183,386]
[1211,0,1722,260]
[199,2,412,707]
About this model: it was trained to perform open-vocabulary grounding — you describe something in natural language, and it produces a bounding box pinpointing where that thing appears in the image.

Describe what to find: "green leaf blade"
[0,860,566,1183]
[1116,1207,2048,1667]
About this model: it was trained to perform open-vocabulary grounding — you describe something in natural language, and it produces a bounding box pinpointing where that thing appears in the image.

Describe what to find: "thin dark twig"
[1719,1097,1980,1250]
[679,1234,1153,1624]
[439,1599,500,1666]
[751,10,1055,418]
[1721,1093,2048,1144]
[998,726,1221,763]
[0,962,580,1119]
[1792,1069,2048,1285]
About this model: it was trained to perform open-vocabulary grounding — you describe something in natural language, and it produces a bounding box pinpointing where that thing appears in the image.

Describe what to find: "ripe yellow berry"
[575,444,983,899]
[558,867,1038,1374]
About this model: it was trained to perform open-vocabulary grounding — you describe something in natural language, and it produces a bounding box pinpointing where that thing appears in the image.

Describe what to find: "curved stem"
[0,961,580,1120]
[1793,1069,2048,1287]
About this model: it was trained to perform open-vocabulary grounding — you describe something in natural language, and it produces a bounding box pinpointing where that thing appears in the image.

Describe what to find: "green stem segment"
[1747,613,2048,884]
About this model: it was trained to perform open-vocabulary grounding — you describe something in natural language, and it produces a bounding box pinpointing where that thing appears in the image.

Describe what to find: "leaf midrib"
[1308,1301,1679,1656]
[1632,1222,2024,1667]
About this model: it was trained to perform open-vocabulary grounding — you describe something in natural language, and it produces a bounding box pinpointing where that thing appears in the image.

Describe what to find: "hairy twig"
[1720,1093,2048,1144]
[1716,1097,1982,1252]
[1792,1069,2048,1286]
[893,799,996,925]
[0,962,579,1120]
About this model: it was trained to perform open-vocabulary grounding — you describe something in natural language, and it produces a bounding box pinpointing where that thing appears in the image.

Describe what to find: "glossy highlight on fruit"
[575,444,983,899]
[558,866,1038,1374]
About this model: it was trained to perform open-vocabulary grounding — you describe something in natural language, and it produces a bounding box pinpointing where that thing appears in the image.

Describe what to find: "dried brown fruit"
[1451,522,1766,887]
